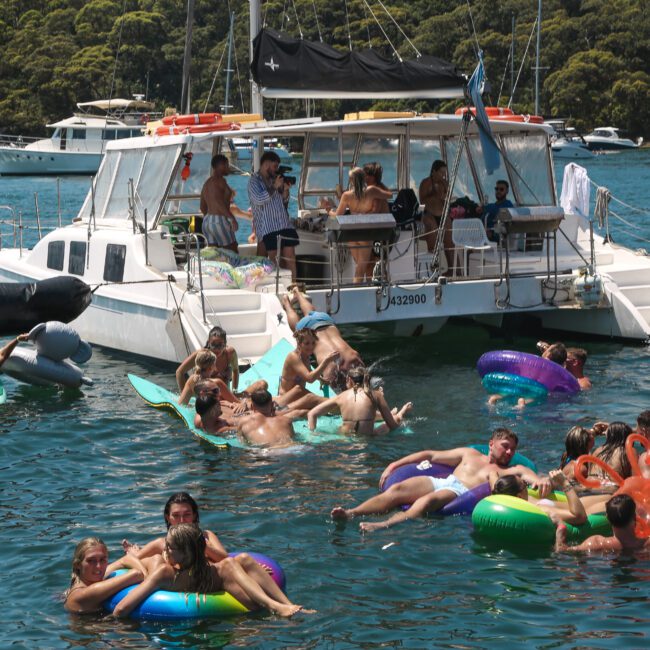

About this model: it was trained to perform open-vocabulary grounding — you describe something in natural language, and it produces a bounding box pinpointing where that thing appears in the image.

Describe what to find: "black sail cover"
[251,29,466,99]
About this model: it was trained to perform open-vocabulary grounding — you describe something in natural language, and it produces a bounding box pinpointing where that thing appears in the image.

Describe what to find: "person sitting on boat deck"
[237,389,307,448]
[477,179,514,242]
[363,162,391,214]
[113,523,309,619]
[419,160,450,261]
[307,366,412,435]
[490,470,610,526]
[559,423,607,483]
[280,287,363,393]
[176,326,239,393]
[248,151,299,281]
[555,494,650,554]
[200,154,240,253]
[336,167,393,284]
[64,537,147,614]
[566,346,592,390]
[330,427,552,533]
[279,328,340,409]
[0,333,28,369]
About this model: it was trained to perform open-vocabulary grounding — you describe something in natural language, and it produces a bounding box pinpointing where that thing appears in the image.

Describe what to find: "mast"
[534,0,541,116]
[181,0,195,113]
[250,0,263,168]
[510,13,515,99]
[222,11,235,114]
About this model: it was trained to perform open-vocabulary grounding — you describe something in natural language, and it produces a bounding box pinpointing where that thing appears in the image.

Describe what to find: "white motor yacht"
[547,120,593,160]
[0,98,158,176]
[1,111,650,366]
[584,127,643,151]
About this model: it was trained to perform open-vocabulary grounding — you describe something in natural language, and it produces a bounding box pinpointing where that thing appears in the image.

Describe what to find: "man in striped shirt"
[248,151,299,280]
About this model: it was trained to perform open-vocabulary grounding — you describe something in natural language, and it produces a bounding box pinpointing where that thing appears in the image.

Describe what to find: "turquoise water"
[1,153,650,648]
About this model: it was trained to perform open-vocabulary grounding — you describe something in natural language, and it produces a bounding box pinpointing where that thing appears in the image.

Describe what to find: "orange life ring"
[455,106,515,117]
[154,122,240,137]
[161,112,223,126]
[491,114,544,124]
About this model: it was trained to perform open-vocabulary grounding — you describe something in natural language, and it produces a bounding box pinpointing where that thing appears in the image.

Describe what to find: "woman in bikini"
[336,167,393,284]
[279,328,340,410]
[113,523,309,618]
[176,326,239,393]
[64,537,146,614]
[307,366,412,435]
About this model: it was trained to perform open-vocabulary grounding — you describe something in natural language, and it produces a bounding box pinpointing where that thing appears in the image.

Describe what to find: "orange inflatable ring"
[161,113,222,126]
[155,122,241,137]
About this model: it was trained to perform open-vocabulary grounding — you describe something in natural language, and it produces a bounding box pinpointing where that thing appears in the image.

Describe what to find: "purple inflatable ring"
[477,350,579,394]
[381,461,491,516]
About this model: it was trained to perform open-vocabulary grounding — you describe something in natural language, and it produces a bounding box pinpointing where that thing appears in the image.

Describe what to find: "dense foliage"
[1,0,648,136]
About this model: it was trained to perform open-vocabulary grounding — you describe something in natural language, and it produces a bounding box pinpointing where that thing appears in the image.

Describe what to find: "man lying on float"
[331,427,551,533]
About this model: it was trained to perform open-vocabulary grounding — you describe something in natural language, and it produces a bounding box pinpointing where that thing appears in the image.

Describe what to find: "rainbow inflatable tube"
[472,493,610,544]
[381,447,537,516]
[104,552,285,620]
[477,350,580,394]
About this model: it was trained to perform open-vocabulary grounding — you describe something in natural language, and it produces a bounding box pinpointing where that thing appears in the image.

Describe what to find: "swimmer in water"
[307,366,412,434]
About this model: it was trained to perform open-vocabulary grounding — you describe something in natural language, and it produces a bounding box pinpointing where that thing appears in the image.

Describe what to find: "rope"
[203,41,228,113]
[360,0,402,61]
[496,46,512,106]
[89,277,179,293]
[289,0,303,38]
[508,18,537,109]
[375,0,421,57]
[231,20,247,113]
[465,0,482,61]
[359,0,372,48]
[594,186,610,230]
[311,0,323,41]
[344,0,353,51]
[104,0,128,155]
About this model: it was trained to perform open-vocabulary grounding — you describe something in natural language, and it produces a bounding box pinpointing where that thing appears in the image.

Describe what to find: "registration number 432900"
[388,293,427,307]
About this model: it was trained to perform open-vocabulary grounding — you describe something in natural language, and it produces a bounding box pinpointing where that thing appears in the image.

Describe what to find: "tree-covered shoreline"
[1,0,648,137]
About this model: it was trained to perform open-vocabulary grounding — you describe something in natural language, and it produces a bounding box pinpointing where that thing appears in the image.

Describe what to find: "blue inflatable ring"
[482,371,548,400]
[477,350,579,393]
[104,551,285,620]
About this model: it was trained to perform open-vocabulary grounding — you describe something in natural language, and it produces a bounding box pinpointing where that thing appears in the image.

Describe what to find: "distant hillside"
[1,0,648,136]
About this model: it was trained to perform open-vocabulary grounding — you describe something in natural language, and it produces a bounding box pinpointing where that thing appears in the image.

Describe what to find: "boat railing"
[0,134,41,148]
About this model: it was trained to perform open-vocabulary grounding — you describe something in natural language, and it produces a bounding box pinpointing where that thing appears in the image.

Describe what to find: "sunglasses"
[495,187,507,192]
[209,342,225,350]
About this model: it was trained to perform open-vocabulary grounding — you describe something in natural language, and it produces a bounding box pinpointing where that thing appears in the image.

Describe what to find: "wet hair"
[205,326,227,347]
[490,427,519,446]
[166,524,215,592]
[294,328,318,346]
[67,537,107,593]
[211,154,228,169]
[637,410,650,431]
[544,342,567,365]
[195,392,220,418]
[606,494,636,528]
[348,167,366,200]
[430,159,446,175]
[260,151,281,165]
[495,179,510,191]
[194,379,220,398]
[251,389,273,407]
[363,162,384,185]
[194,350,216,375]
[560,426,593,469]
[566,347,587,365]
[596,422,633,478]
[163,492,199,528]
[492,475,524,496]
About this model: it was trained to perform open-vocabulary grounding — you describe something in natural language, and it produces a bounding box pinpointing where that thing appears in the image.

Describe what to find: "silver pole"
[33,192,42,240]
[144,208,149,266]
[250,0,263,169]
[535,0,542,116]
[181,0,195,113]
[57,177,62,227]
[223,12,235,114]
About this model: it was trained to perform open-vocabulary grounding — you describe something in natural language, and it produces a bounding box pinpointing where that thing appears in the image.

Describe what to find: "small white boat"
[547,120,593,160]
[0,98,158,176]
[226,136,292,162]
[583,127,643,152]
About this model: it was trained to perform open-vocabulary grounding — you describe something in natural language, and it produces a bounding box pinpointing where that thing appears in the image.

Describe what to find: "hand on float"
[592,421,609,435]
[379,464,394,489]
[548,469,568,490]
[534,476,552,498]
[16,333,29,342]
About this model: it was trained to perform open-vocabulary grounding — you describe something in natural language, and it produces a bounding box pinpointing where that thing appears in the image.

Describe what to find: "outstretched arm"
[178,374,197,406]
[0,333,28,367]
[204,529,228,563]
[379,448,467,488]
[112,564,174,618]
[307,396,341,430]
[229,349,239,390]
[549,470,587,525]
[65,569,144,613]
[555,524,610,553]
[176,351,198,391]
[501,464,552,498]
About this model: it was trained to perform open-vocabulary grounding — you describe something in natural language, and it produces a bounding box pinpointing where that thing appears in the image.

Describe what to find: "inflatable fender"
[28,321,92,363]
[477,350,579,393]
[0,277,91,336]
[472,494,611,544]
[104,552,285,620]
[2,348,93,388]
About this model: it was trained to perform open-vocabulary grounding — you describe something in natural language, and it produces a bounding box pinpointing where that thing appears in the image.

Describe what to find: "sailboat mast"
[181,0,195,113]
[223,11,235,114]
[249,0,263,167]
[534,0,541,116]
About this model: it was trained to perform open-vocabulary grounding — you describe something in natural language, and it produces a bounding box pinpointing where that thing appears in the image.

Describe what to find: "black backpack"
[390,188,420,227]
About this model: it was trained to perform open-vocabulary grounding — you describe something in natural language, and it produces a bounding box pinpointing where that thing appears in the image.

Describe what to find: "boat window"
[52,128,61,139]
[103,244,126,282]
[116,130,132,139]
[501,134,554,206]
[308,135,356,162]
[409,139,442,190]
[102,130,117,140]
[467,136,511,201]
[357,137,398,188]
[104,149,146,219]
[164,139,214,215]
[443,136,479,202]
[131,129,143,137]
[46,241,65,271]
[71,129,86,140]
[68,241,86,276]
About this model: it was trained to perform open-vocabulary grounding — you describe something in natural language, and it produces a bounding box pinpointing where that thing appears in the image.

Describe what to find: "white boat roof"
[77,98,155,111]
[47,116,139,128]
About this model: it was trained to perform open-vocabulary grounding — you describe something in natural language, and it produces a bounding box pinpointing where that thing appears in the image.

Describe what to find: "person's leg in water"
[233,553,293,606]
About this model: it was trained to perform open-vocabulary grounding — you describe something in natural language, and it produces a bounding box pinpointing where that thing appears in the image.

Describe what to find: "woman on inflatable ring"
[110,524,310,619]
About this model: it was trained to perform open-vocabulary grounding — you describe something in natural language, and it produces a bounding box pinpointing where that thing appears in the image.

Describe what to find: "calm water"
[2,152,650,649]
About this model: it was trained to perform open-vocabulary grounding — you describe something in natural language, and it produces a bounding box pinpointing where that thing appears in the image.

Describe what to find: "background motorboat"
[584,127,643,151]
[547,120,594,159]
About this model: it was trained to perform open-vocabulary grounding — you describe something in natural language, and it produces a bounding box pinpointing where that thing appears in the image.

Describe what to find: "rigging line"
[289,0,304,38]
[104,0,128,156]
[374,0,421,57]
[203,41,228,113]
[359,0,372,48]
[465,0,481,60]
[230,26,247,113]
[508,18,537,109]
[262,0,270,28]
[586,177,650,216]
[496,47,512,106]
[360,0,402,61]
[311,0,323,41]
[343,0,354,51]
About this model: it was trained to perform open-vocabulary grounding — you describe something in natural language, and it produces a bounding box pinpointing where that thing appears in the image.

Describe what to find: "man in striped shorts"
[200,154,240,252]
[248,151,299,280]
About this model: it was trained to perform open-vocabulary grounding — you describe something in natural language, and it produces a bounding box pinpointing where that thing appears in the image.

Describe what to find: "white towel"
[560,163,590,217]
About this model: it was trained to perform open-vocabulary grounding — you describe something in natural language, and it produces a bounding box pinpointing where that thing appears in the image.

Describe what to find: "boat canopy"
[251,29,466,100]
[77,99,155,111]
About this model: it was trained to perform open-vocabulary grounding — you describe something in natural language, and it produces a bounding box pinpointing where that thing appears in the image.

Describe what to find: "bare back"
[237,412,295,447]
[451,448,523,489]
[201,176,234,217]
[336,388,378,434]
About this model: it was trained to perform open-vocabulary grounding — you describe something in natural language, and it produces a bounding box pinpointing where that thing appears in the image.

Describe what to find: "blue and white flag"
[467,55,501,175]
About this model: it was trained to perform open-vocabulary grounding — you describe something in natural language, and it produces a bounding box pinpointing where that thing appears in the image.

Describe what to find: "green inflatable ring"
[472,494,611,545]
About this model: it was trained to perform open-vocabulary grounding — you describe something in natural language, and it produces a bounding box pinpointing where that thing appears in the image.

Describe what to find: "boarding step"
[606,268,650,288]
[202,290,262,313]
[618,284,650,305]
[207,309,267,334]
[634,306,650,326]
[228,332,273,362]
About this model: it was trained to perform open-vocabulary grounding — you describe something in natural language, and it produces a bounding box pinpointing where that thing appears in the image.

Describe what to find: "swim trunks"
[262,227,299,252]
[202,214,236,247]
[295,310,335,331]
[428,474,469,497]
